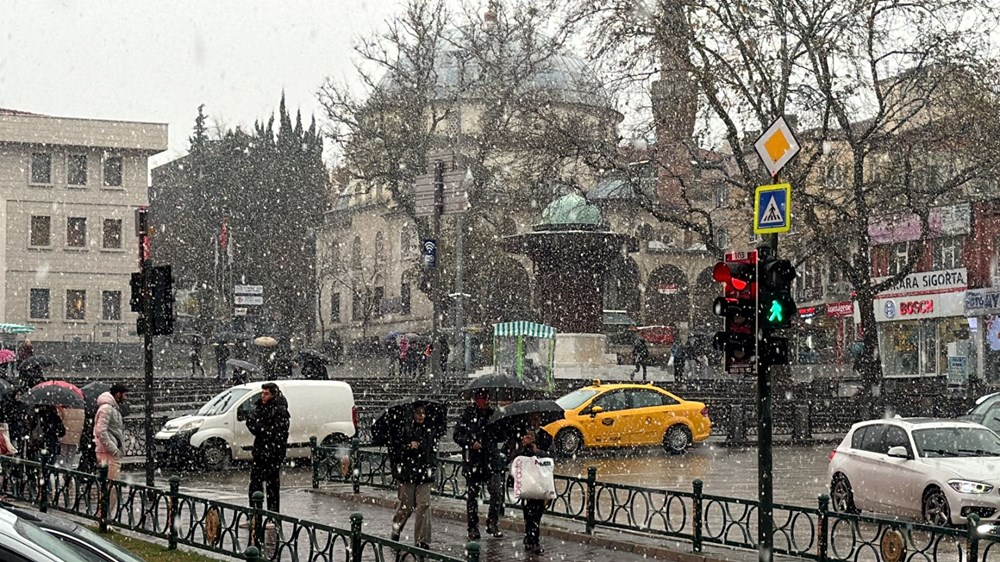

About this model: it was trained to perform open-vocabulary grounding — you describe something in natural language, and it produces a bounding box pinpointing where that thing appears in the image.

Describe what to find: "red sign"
[899,299,934,316]
[826,302,854,317]
[798,306,818,318]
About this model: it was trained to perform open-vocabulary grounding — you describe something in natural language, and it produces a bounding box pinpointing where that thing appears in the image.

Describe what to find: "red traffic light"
[713,262,748,291]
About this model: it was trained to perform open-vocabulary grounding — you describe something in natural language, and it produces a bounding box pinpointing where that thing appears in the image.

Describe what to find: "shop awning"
[493,321,556,339]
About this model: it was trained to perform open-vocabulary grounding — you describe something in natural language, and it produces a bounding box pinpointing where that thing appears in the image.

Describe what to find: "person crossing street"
[245,382,290,512]
[453,390,504,540]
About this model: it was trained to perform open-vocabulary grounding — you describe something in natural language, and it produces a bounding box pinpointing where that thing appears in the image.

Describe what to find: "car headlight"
[178,420,204,432]
[948,480,994,494]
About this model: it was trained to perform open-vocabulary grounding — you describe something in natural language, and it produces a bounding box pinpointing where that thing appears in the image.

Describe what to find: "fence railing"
[313,440,1000,562]
[0,455,481,562]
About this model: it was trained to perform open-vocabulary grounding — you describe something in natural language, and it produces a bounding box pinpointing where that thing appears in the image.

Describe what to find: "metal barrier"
[0,455,481,562]
[312,441,1000,562]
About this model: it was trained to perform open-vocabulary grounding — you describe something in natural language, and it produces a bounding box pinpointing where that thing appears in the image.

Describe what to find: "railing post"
[39,455,49,513]
[968,513,981,562]
[817,494,829,562]
[585,467,597,535]
[466,541,481,562]
[168,476,180,550]
[351,438,360,494]
[243,545,262,562]
[310,436,319,489]
[98,465,110,533]
[692,479,704,553]
[350,512,363,562]
[250,491,264,549]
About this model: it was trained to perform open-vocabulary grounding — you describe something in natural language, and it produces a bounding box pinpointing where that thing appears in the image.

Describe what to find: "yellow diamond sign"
[754,116,800,177]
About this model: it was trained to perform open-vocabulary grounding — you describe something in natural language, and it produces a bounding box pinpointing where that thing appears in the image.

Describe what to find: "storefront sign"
[964,288,1000,316]
[875,291,965,322]
[947,356,968,385]
[656,283,682,295]
[826,302,855,317]
[868,203,970,244]
[798,306,819,319]
[873,268,967,297]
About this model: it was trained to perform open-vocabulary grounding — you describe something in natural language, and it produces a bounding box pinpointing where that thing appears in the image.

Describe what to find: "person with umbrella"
[0,386,28,456]
[511,412,553,555]
[453,390,504,541]
[25,404,65,463]
[245,382,290,512]
[389,403,443,550]
[93,384,128,479]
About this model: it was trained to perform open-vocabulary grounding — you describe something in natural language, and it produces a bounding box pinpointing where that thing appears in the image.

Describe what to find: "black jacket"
[390,421,438,484]
[512,427,553,459]
[453,404,498,481]
[246,392,290,462]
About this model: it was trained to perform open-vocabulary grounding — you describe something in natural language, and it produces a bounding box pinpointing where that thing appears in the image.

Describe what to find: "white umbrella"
[253,336,278,348]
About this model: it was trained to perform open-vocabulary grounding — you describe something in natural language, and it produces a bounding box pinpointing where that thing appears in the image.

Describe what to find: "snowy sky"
[0,0,411,168]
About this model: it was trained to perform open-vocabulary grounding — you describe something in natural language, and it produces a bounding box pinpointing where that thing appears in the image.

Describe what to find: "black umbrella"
[485,399,564,441]
[81,381,111,407]
[23,381,85,409]
[299,349,332,364]
[0,378,12,396]
[371,398,448,447]
[226,359,260,373]
[460,373,543,401]
[17,356,56,371]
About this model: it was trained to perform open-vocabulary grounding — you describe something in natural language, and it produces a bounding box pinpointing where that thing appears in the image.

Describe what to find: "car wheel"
[555,428,583,457]
[663,425,692,454]
[830,474,859,514]
[922,487,952,527]
[202,440,230,471]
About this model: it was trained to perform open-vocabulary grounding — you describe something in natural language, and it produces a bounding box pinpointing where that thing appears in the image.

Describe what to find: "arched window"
[329,243,342,275]
[400,226,418,258]
[374,231,387,272]
[351,236,362,270]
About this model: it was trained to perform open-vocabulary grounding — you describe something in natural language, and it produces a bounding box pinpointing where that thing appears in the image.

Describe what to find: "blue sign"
[422,239,437,269]
[754,183,792,234]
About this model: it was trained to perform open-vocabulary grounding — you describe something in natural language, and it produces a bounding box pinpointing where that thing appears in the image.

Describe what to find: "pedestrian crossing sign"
[754,183,792,234]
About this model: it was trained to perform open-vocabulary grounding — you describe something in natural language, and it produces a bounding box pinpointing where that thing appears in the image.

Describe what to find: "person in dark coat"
[453,390,503,540]
[26,405,65,463]
[632,336,651,381]
[438,336,450,370]
[512,413,553,555]
[389,405,441,549]
[245,382,290,512]
[214,343,230,381]
[672,340,687,383]
[2,387,31,456]
[18,365,44,390]
[15,339,33,364]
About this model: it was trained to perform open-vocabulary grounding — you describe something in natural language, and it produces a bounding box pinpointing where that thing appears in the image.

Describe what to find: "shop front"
[964,287,1000,384]
[874,269,970,380]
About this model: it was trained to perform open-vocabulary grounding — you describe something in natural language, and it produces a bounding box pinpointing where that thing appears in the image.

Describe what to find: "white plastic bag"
[667,355,675,367]
[510,455,556,501]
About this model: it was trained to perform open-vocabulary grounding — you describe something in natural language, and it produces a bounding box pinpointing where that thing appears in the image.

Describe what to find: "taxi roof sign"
[754,183,792,234]
[754,116,800,177]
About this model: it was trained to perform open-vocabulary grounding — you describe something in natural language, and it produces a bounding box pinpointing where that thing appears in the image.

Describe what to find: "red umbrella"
[24,380,85,408]
[33,380,84,399]
[0,349,15,364]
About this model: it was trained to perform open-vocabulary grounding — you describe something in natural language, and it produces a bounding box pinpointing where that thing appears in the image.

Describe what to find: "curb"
[308,487,730,562]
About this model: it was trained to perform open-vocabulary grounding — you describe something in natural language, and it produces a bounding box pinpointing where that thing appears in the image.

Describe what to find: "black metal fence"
[0,455,480,562]
[313,440,1000,562]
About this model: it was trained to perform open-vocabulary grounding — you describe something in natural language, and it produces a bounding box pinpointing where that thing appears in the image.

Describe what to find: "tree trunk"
[855,289,885,417]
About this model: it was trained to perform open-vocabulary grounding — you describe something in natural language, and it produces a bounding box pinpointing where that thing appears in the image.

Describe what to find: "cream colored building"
[0,109,167,344]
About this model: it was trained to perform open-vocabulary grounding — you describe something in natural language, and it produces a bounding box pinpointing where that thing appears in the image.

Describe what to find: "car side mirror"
[887,446,910,459]
[590,406,604,417]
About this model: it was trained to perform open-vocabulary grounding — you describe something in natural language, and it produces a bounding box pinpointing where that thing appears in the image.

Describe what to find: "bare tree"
[564,0,1000,398]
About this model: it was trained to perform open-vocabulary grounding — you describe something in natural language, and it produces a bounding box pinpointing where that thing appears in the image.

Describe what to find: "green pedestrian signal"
[768,299,784,323]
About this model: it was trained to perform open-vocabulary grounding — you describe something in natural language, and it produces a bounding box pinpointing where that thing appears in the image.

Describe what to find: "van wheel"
[202,440,230,471]
[321,434,349,447]
[663,425,692,454]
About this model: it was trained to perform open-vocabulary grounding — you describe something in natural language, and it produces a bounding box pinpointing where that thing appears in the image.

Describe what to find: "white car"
[0,508,92,562]
[829,417,1000,526]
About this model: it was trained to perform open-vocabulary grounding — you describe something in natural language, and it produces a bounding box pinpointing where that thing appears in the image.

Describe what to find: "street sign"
[234,295,263,306]
[422,239,437,269]
[754,116,800,177]
[234,307,248,316]
[414,168,470,217]
[234,284,263,295]
[754,183,792,235]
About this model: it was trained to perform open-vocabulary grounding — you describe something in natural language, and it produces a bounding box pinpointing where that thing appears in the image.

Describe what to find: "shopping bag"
[0,423,17,456]
[667,355,675,367]
[510,455,556,501]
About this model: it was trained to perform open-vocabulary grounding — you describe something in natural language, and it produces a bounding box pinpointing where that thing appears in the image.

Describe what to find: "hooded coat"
[245,391,290,462]
[453,404,498,481]
[93,392,125,458]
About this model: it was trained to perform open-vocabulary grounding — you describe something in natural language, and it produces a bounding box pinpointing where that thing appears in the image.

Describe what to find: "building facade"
[0,109,167,345]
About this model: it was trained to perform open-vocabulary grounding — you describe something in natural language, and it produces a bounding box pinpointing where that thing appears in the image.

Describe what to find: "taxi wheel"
[202,439,230,471]
[662,425,691,454]
[555,428,584,457]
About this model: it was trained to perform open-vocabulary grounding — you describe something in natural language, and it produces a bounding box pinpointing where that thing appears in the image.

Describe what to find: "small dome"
[540,192,603,227]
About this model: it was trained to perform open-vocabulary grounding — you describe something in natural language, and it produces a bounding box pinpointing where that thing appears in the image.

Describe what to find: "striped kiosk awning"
[0,323,33,335]
[493,321,556,339]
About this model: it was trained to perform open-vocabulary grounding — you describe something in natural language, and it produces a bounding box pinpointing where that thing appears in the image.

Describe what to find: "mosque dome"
[539,192,605,229]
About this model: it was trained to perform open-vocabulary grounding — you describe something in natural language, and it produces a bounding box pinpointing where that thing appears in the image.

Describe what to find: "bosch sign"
[899,300,934,316]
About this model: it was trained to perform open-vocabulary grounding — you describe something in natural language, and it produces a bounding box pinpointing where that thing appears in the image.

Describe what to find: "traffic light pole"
[757,234,778,562]
[139,233,155,487]
[429,161,444,384]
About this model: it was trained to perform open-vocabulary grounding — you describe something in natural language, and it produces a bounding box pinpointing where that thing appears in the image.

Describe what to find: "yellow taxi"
[543,381,711,456]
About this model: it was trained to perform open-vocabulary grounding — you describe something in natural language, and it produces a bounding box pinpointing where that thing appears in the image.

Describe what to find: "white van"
[154,380,356,470]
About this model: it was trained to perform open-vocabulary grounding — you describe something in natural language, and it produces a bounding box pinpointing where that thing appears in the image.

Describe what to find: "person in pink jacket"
[93,384,128,479]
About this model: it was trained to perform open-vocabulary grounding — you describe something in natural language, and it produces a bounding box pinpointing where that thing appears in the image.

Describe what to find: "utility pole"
[756,235,776,562]
[453,213,465,372]
[135,208,156,487]
[429,161,445,381]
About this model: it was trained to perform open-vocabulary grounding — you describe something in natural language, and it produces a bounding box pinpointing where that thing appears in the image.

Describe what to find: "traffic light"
[757,256,797,329]
[712,260,758,375]
[129,272,143,313]
[134,265,175,336]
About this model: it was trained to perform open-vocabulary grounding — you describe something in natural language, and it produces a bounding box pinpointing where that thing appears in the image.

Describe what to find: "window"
[102,219,122,249]
[351,292,362,321]
[884,426,911,456]
[592,390,628,412]
[372,286,385,318]
[374,231,386,272]
[629,389,667,409]
[67,217,87,248]
[933,237,961,270]
[850,426,869,450]
[330,292,341,323]
[860,424,888,454]
[29,289,50,319]
[351,236,362,270]
[715,227,729,250]
[890,242,910,275]
[68,154,87,186]
[102,290,121,321]
[30,153,51,184]
[103,155,123,187]
[30,215,51,247]
[66,290,86,321]
[400,282,411,315]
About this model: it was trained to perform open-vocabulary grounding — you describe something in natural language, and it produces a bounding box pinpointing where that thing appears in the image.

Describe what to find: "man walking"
[190,339,205,378]
[389,404,441,549]
[632,336,650,381]
[245,382,290,512]
[215,342,230,381]
[453,390,503,540]
[93,384,127,479]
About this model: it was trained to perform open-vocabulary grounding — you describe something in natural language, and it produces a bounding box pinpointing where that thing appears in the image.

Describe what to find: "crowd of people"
[393,334,449,378]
